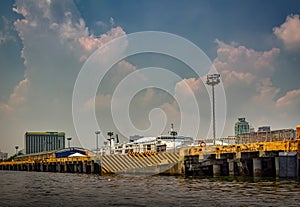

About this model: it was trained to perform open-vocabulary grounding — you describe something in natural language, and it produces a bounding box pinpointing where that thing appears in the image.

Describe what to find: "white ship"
[98,124,193,155]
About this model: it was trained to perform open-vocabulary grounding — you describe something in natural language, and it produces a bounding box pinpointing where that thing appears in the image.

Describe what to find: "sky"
[0,0,300,155]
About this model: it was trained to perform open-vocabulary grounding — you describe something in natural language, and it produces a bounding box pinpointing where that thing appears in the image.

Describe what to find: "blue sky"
[0,0,300,155]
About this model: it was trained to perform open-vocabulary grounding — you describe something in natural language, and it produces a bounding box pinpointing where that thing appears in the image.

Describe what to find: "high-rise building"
[234,118,250,136]
[25,132,65,154]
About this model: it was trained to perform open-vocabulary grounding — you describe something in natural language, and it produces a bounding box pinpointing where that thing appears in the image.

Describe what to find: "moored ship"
[96,124,193,175]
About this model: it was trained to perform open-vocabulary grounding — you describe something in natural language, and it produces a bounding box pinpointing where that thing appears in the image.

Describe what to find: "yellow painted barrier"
[187,139,300,156]
[296,125,300,139]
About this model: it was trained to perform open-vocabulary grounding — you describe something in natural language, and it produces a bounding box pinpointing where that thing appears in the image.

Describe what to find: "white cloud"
[212,39,300,135]
[9,78,30,106]
[78,27,125,52]
[0,16,16,44]
[0,78,30,114]
[84,94,112,112]
[0,0,129,154]
[273,14,300,50]
[0,103,12,113]
[95,20,107,28]
[175,78,201,94]
[59,16,88,40]
[276,89,300,108]
[110,17,115,27]
[214,39,280,78]
[252,78,280,105]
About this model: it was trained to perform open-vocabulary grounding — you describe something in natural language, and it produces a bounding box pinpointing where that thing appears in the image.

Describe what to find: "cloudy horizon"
[0,0,300,155]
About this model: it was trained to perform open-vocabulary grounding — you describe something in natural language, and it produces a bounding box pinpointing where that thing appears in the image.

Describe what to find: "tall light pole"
[206,73,220,145]
[67,137,72,149]
[107,131,114,154]
[170,123,177,152]
[95,131,101,155]
[15,146,19,155]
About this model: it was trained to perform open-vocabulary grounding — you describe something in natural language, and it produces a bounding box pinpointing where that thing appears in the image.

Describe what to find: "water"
[0,171,300,207]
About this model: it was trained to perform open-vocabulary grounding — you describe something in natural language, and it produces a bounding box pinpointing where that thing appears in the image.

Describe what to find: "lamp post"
[170,123,177,152]
[206,73,220,145]
[15,146,19,155]
[95,131,101,155]
[107,131,114,154]
[67,137,72,149]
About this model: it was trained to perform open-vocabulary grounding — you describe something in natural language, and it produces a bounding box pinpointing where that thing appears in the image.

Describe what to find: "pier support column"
[83,161,87,173]
[91,161,94,173]
[44,163,48,172]
[94,159,101,174]
[74,163,78,173]
[275,157,279,178]
[213,165,221,177]
[64,163,67,173]
[48,163,52,172]
[279,152,298,178]
[56,163,61,173]
[73,163,77,173]
[228,160,235,176]
[78,162,83,173]
[52,163,55,172]
[237,159,245,176]
[253,158,262,177]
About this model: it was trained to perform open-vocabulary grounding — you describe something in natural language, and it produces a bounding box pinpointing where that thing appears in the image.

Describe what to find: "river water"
[0,171,300,207]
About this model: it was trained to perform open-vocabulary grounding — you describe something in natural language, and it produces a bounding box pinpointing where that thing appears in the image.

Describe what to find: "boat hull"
[100,152,181,175]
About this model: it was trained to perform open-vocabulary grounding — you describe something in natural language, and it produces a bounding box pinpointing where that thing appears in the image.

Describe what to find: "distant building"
[25,132,65,154]
[237,128,295,143]
[0,150,8,161]
[258,126,271,132]
[234,118,250,136]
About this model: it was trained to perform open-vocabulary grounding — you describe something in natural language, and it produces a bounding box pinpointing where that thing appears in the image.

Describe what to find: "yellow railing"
[0,156,92,166]
[187,139,300,156]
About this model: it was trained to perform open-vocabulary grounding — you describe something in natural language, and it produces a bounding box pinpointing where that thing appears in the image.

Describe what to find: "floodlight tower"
[170,123,177,152]
[107,131,114,154]
[95,131,101,155]
[15,145,19,155]
[67,137,72,149]
[206,73,221,145]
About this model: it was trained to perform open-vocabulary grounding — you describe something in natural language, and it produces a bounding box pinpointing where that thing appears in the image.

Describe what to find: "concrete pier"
[275,157,280,177]
[228,160,235,176]
[1,139,300,178]
[0,157,95,175]
[213,164,221,177]
[253,158,262,177]
[184,139,300,178]
[279,152,298,178]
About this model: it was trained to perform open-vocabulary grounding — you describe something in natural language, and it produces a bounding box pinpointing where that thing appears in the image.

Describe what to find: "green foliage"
[6,152,23,161]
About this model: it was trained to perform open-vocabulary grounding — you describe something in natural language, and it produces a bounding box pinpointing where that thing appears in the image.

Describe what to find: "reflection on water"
[0,171,300,207]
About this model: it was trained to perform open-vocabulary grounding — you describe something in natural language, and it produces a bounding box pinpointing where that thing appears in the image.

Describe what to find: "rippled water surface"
[0,171,300,207]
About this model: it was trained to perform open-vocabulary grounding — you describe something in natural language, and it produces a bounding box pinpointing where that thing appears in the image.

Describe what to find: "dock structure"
[182,139,300,178]
[0,148,101,174]
[100,152,181,175]
[0,156,100,174]
[1,139,300,178]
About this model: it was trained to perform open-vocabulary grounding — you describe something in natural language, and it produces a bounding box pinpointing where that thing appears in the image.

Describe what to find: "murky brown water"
[0,171,300,207]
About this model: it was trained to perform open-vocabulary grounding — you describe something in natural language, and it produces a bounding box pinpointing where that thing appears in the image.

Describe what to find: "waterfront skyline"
[0,0,300,155]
